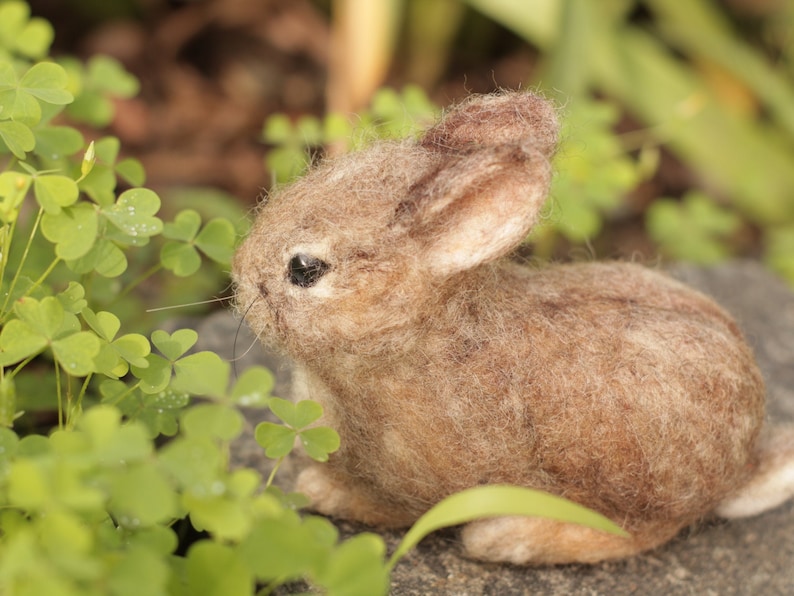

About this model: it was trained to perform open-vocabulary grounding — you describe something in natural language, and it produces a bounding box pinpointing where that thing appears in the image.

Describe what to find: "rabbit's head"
[233,92,558,362]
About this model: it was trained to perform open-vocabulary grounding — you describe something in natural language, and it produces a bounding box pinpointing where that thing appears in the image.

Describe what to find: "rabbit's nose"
[258,282,269,297]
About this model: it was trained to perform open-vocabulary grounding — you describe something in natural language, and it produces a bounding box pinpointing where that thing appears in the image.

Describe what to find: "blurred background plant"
[24,0,793,280]
[322,0,794,277]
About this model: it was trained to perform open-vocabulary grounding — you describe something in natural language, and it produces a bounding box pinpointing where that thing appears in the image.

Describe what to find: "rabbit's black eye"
[289,253,330,288]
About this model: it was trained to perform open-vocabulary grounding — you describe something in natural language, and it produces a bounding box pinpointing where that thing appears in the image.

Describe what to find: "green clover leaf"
[66,239,127,278]
[269,397,323,429]
[160,241,202,277]
[163,209,200,241]
[0,298,100,375]
[313,534,389,596]
[82,308,150,376]
[131,353,171,394]
[180,403,242,441]
[151,329,197,361]
[0,62,38,124]
[85,55,139,97]
[299,427,341,463]
[0,62,72,126]
[51,331,100,377]
[195,218,235,264]
[76,405,152,463]
[108,463,177,528]
[19,62,73,105]
[33,173,79,214]
[257,398,340,462]
[81,308,120,341]
[0,1,54,59]
[101,381,188,438]
[103,188,163,240]
[159,436,223,493]
[254,422,296,459]
[161,210,236,276]
[0,318,48,366]
[15,295,64,337]
[41,202,98,260]
[94,342,128,378]
[33,125,84,161]
[65,56,140,127]
[184,541,252,595]
[172,351,230,398]
[131,331,228,398]
[0,120,35,158]
[56,282,88,314]
[239,515,335,581]
[230,366,274,408]
[111,334,150,369]
[116,158,145,187]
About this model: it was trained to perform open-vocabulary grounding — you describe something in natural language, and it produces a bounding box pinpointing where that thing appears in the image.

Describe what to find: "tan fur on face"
[233,91,793,564]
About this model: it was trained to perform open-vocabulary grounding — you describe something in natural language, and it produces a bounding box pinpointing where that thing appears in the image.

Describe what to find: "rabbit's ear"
[395,142,551,276]
[421,92,558,158]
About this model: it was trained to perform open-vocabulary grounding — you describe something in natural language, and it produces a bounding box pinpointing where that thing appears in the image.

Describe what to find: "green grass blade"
[387,484,627,570]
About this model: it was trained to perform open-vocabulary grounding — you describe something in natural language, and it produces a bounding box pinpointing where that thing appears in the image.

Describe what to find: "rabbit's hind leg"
[296,464,416,528]
[460,515,677,565]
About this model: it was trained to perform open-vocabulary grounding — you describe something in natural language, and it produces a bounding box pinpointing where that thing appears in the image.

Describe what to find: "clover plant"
[0,3,626,594]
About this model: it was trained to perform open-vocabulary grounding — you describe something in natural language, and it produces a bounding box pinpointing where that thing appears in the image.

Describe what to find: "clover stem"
[265,456,285,489]
[110,263,162,307]
[29,256,62,295]
[10,354,37,379]
[0,224,11,300]
[0,208,44,316]
[72,373,93,426]
[258,577,288,596]
[55,359,63,430]
[103,380,141,406]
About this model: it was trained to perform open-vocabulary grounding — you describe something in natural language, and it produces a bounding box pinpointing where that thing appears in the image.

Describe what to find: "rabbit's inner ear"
[400,145,551,277]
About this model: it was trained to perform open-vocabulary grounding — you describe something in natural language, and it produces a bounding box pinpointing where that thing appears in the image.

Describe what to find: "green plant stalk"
[0,370,14,427]
[70,373,93,428]
[543,0,595,95]
[29,255,61,295]
[0,223,11,307]
[55,359,63,429]
[265,456,285,489]
[0,208,45,317]
[102,379,142,406]
[10,354,36,379]
[109,262,162,307]
[258,578,284,596]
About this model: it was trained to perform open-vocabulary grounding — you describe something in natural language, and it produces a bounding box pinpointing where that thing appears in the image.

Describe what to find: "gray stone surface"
[214,260,794,595]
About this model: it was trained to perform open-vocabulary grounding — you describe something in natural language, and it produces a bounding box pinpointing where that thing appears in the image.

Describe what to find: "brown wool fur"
[233,91,794,564]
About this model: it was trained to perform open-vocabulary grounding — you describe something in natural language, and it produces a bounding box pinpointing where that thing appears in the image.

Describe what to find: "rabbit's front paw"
[461,516,642,565]
[296,465,412,527]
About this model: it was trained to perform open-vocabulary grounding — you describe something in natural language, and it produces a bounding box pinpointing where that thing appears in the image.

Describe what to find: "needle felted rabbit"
[233,91,794,564]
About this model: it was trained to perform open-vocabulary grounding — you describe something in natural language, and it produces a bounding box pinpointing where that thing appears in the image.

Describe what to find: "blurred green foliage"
[464,0,794,280]
[0,2,628,593]
[274,0,794,282]
[263,85,438,184]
